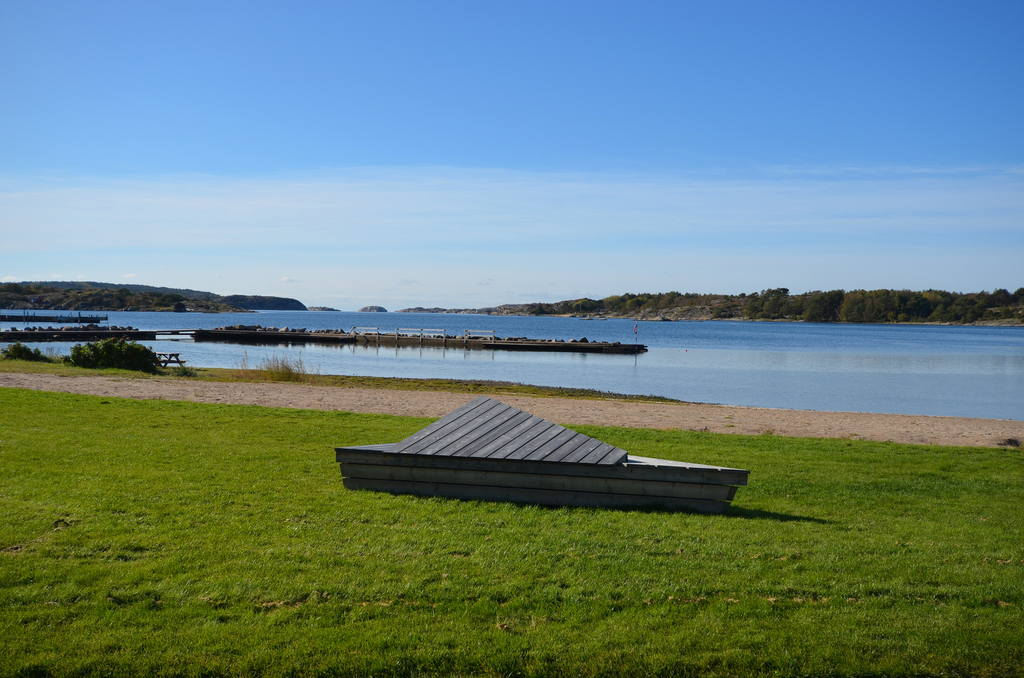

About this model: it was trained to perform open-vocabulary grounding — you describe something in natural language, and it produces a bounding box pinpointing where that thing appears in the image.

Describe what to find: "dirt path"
[2,372,1022,448]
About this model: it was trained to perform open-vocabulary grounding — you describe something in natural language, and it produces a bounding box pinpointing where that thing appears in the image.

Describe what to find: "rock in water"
[358,305,388,313]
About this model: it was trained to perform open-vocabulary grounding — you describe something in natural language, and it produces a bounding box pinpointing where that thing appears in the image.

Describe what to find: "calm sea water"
[4,311,1023,420]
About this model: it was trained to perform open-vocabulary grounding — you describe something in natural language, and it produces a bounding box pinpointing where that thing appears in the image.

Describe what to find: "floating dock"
[0,328,176,342]
[336,396,749,513]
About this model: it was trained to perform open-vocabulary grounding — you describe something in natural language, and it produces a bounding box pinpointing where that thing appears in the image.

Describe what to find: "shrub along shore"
[1,387,1021,677]
[2,338,161,373]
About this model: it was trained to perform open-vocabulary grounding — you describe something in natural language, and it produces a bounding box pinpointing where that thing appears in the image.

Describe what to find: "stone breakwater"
[0,324,648,354]
[197,327,647,354]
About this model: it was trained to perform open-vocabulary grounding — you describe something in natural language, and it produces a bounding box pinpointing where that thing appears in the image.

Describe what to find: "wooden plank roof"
[387,396,628,465]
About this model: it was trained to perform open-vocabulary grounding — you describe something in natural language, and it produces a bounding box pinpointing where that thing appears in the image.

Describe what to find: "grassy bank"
[0,357,679,402]
[1,388,1022,677]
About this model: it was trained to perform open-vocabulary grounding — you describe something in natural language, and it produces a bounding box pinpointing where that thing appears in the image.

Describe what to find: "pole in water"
[626,323,634,366]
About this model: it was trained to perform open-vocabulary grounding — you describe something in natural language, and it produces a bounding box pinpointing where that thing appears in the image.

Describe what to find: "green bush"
[170,365,199,377]
[1,341,54,362]
[63,338,160,373]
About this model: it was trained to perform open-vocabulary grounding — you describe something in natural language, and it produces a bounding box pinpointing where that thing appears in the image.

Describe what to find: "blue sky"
[1,1,1021,308]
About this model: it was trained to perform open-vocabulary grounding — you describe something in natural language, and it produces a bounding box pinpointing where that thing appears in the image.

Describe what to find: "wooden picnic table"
[156,352,185,367]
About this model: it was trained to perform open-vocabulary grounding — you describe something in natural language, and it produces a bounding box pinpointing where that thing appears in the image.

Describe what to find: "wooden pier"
[0,328,175,342]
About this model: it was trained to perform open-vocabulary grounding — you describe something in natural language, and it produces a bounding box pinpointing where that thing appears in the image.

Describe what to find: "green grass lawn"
[1,388,1022,677]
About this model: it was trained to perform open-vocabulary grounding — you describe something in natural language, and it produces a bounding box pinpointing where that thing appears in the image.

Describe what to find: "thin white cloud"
[1,165,1021,304]
[124,273,136,278]
[2,276,19,282]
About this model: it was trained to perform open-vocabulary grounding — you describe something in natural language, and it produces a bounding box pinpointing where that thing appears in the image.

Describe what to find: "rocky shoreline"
[396,303,706,320]
[396,288,1024,325]
[394,305,1023,326]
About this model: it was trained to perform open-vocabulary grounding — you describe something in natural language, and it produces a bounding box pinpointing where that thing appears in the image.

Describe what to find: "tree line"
[524,287,1024,323]
[743,288,1024,323]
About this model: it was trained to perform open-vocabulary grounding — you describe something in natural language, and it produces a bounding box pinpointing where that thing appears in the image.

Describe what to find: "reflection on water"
[3,311,1022,419]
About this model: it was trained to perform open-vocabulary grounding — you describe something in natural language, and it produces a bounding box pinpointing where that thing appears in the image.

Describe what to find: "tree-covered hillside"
[0,282,307,313]
[742,287,1024,323]
[0,283,243,312]
[521,288,1024,324]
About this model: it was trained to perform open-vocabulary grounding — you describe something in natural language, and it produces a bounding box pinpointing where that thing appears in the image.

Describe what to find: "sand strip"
[2,372,1021,448]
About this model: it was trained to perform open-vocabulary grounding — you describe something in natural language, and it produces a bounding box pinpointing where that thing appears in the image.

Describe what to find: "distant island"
[4,282,1020,324]
[0,281,306,313]
[398,287,1024,325]
[218,294,306,311]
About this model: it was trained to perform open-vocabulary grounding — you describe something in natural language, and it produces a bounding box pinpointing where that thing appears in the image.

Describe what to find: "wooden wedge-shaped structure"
[335,396,749,513]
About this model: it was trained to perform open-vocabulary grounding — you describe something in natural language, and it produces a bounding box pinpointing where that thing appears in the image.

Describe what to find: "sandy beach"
[3,372,1021,448]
